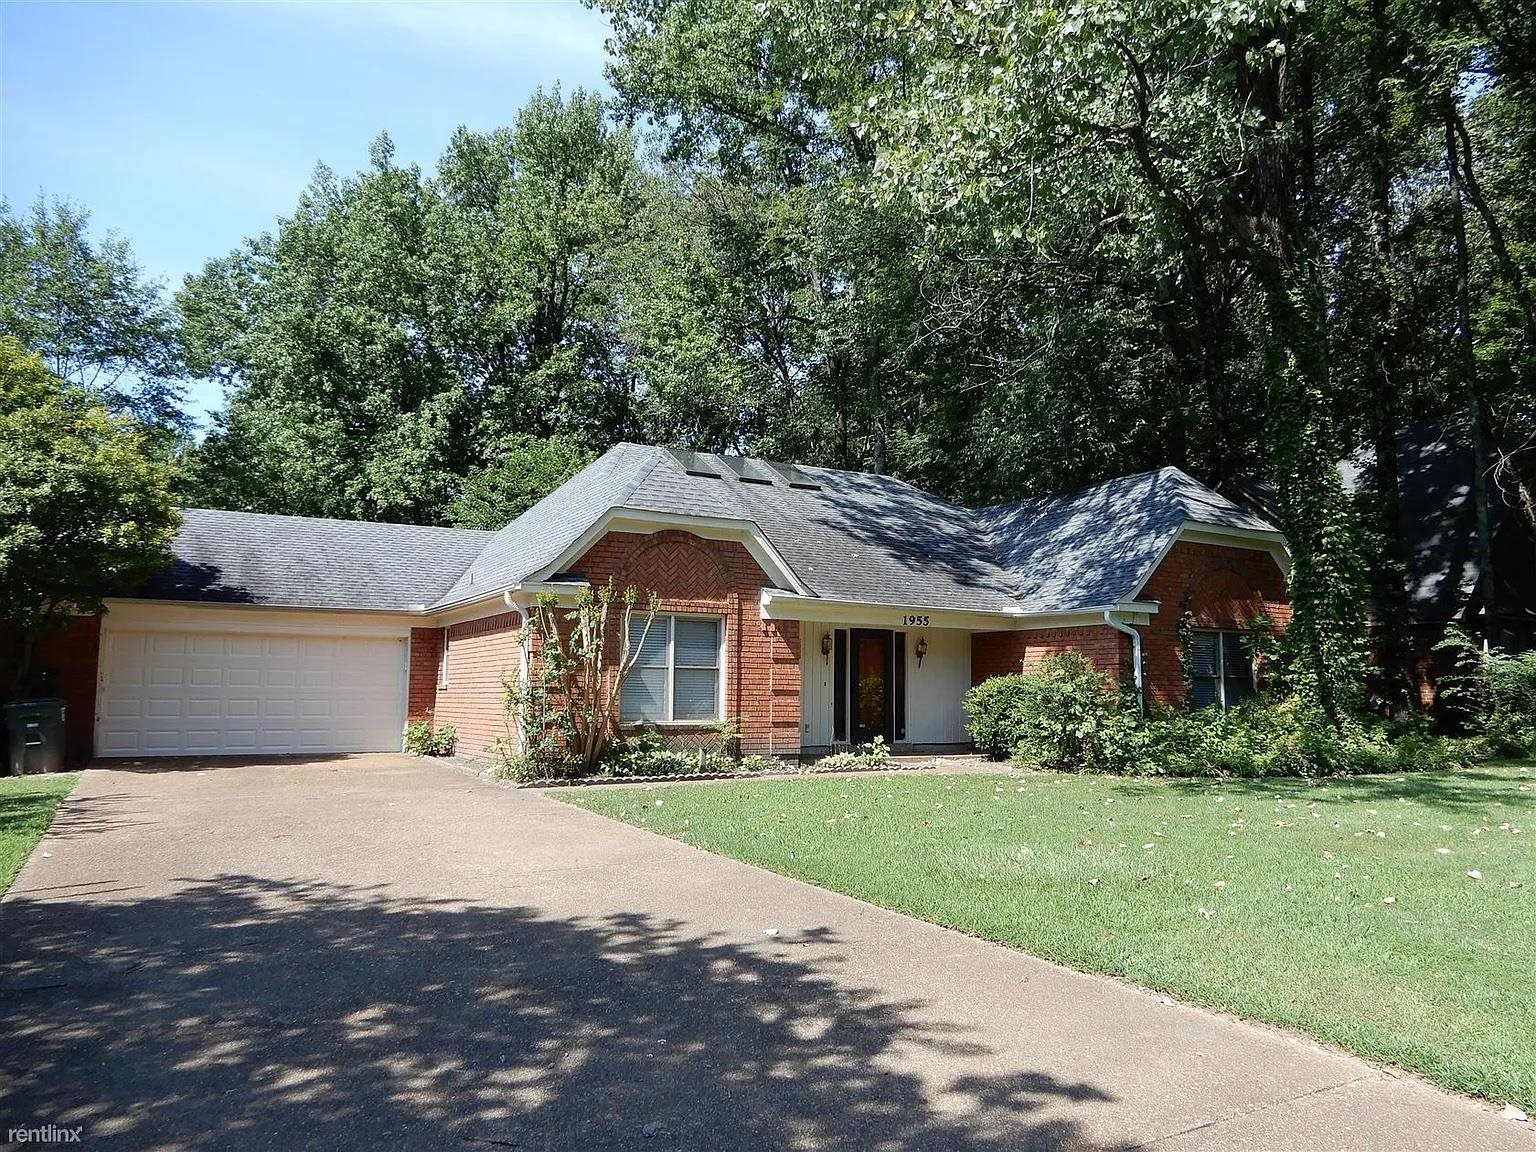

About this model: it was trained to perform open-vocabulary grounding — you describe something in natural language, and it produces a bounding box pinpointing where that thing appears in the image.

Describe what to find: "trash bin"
[5,698,66,775]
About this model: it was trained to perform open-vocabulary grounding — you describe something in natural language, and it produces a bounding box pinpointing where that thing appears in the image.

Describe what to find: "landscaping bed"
[0,773,77,896]
[558,761,1536,1112]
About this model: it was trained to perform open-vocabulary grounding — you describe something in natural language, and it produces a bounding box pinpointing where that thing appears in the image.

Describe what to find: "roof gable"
[439,444,1025,613]
[976,467,1279,614]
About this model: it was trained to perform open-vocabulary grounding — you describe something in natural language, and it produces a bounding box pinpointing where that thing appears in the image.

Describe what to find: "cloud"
[286,0,613,63]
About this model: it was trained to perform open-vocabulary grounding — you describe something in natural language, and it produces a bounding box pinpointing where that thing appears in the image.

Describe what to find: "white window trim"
[1193,628,1255,710]
[622,613,726,725]
[437,627,450,689]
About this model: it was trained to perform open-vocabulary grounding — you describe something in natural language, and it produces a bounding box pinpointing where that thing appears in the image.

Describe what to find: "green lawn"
[0,773,77,896]
[559,762,1536,1109]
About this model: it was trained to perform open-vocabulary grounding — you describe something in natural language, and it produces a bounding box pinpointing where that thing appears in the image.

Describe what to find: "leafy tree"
[181,91,655,525]
[446,433,594,528]
[0,199,185,434]
[0,338,179,692]
[518,582,659,773]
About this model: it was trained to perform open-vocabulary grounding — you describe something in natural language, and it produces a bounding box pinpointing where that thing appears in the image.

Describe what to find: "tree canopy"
[5,3,1534,715]
[0,338,179,689]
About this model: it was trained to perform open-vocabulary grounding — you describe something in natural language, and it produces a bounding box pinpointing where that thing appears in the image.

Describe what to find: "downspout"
[1104,609,1145,713]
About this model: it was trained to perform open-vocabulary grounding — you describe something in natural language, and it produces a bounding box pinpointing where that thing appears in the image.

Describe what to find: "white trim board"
[102,600,417,639]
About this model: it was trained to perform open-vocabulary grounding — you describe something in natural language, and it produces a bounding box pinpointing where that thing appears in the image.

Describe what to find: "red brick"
[431,612,523,759]
[0,616,101,763]
[561,530,799,756]
[969,541,1290,710]
[1135,541,1290,707]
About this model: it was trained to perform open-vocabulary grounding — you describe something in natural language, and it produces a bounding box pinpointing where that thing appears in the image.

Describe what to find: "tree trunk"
[1362,0,1415,705]
[1445,103,1498,644]
[1236,26,1366,726]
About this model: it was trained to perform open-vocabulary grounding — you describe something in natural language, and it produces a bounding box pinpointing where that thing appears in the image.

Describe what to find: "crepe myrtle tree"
[0,338,179,694]
[520,580,660,773]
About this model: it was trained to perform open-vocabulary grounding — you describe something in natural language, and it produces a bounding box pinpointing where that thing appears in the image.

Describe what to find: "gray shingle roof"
[975,467,1279,614]
[137,508,494,612]
[433,444,1024,613]
[132,451,1281,618]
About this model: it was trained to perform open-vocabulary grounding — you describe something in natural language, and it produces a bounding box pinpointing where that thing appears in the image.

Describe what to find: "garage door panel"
[99,629,406,757]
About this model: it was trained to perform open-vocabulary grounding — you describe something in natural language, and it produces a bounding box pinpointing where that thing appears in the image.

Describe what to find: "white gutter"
[1103,609,1144,712]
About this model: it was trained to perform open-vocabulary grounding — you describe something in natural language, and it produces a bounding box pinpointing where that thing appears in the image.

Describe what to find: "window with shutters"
[620,615,723,723]
[1188,630,1255,710]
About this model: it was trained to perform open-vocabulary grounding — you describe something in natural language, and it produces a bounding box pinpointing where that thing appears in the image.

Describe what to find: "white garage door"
[97,630,408,757]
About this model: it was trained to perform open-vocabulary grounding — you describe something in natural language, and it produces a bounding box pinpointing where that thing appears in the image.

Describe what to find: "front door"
[849,629,893,745]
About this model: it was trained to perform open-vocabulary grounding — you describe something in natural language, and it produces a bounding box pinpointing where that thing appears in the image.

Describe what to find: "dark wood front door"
[849,629,894,745]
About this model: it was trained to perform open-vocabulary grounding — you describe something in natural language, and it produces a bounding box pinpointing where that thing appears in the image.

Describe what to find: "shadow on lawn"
[0,876,1126,1151]
[1107,763,1534,814]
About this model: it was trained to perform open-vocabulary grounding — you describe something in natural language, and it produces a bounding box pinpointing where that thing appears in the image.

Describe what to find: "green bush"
[1436,627,1536,756]
[966,656,1473,778]
[962,676,1035,759]
[809,736,892,772]
[402,721,456,757]
[495,726,787,783]
[963,654,1134,771]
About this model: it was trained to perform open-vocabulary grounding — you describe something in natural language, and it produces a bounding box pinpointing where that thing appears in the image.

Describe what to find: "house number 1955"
[902,614,931,627]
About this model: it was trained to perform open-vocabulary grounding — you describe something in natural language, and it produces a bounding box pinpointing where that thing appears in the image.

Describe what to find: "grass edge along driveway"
[557,762,1536,1113]
[0,773,78,896]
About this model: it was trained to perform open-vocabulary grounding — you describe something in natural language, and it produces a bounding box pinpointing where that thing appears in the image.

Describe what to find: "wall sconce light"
[820,632,833,662]
[915,636,929,667]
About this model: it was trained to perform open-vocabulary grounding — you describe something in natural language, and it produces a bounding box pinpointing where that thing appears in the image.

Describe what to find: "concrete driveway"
[0,757,1527,1151]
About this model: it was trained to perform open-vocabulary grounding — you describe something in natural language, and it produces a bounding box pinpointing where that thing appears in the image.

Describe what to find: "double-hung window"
[1189,630,1255,710]
[621,615,723,723]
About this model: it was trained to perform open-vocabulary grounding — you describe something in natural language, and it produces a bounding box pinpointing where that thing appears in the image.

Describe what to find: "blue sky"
[1,0,613,423]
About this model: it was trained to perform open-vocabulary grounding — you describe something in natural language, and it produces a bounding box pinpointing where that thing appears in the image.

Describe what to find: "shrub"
[402,721,456,757]
[495,725,786,783]
[1435,627,1536,756]
[966,659,1473,778]
[964,654,1134,771]
[962,675,1035,759]
[810,736,892,772]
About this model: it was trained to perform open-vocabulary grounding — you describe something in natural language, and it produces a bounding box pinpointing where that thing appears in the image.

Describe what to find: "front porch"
[796,623,975,757]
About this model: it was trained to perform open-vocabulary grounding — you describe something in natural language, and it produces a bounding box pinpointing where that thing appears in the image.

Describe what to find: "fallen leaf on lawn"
[1197,906,1214,920]
[1212,880,1227,890]
[1436,848,1451,855]
[1467,870,1483,879]
[1382,896,1397,904]
[1087,878,1100,886]
[1501,1105,1528,1123]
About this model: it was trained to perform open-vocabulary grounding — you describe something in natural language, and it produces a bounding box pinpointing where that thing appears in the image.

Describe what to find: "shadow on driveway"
[0,875,1125,1151]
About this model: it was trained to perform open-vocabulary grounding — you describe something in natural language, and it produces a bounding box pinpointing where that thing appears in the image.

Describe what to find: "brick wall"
[569,530,800,755]
[968,541,1290,710]
[406,627,443,725]
[1136,541,1290,708]
[971,625,1127,686]
[0,616,101,763]
[430,612,523,759]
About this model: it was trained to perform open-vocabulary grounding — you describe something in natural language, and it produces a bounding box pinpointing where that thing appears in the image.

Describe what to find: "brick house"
[25,443,1289,763]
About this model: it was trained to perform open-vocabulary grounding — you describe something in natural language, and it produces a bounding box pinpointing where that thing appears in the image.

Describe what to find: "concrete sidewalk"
[1,756,1527,1150]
